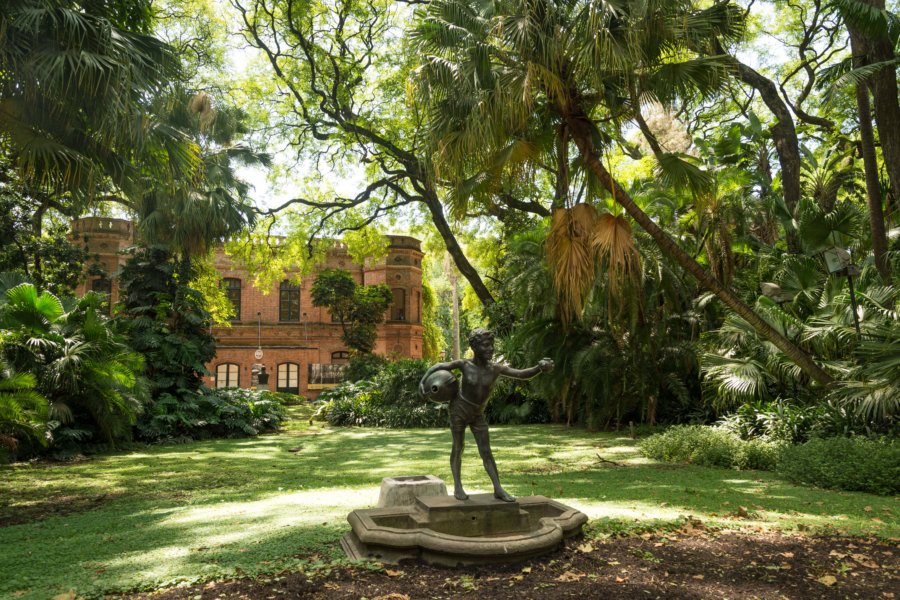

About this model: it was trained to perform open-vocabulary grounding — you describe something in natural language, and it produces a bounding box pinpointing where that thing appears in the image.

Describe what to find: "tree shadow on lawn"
[0,428,446,523]
[0,494,355,599]
[1,424,896,598]
[3,424,895,533]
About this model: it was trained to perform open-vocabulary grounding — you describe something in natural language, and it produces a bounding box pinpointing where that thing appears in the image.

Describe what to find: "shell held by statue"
[421,369,458,404]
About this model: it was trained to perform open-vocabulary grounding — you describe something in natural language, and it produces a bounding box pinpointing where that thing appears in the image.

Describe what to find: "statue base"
[341,492,588,566]
[378,475,448,508]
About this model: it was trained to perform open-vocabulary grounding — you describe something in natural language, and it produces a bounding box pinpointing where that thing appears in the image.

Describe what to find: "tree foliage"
[0,0,190,201]
[310,268,393,354]
[116,246,215,405]
[0,274,149,452]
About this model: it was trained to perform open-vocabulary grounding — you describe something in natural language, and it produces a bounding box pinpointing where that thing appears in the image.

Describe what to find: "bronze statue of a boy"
[419,328,553,502]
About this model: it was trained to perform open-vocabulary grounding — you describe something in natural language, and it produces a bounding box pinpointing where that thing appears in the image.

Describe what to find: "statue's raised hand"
[538,358,554,372]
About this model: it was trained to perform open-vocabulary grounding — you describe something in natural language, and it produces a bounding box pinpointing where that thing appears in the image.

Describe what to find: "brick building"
[70,216,425,398]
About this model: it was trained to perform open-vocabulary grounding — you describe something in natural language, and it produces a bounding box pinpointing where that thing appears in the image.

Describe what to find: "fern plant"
[0,357,49,460]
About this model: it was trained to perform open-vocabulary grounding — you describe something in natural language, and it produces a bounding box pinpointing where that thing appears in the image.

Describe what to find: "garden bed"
[128,530,897,599]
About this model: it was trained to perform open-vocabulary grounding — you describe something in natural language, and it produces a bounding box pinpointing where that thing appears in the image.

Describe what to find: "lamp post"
[255,311,263,360]
[823,246,861,338]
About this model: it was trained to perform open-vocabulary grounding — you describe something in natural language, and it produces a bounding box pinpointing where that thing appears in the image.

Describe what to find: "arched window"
[91,278,112,315]
[222,278,241,321]
[277,363,299,394]
[279,280,301,321]
[390,288,406,321]
[331,351,351,364]
[215,363,240,388]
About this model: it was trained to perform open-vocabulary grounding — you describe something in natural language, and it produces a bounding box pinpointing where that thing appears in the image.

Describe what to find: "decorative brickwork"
[69,217,424,398]
[70,217,135,307]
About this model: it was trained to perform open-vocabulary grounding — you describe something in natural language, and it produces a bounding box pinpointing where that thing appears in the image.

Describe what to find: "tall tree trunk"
[633,101,665,158]
[30,198,48,282]
[849,31,891,281]
[721,51,803,253]
[853,0,900,208]
[565,115,834,386]
[420,191,495,306]
[555,125,570,207]
[845,8,894,281]
[444,254,461,360]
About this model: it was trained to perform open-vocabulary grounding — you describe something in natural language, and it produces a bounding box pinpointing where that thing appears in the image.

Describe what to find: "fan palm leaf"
[1,0,185,198]
[546,203,598,326]
[0,362,49,453]
[591,212,642,317]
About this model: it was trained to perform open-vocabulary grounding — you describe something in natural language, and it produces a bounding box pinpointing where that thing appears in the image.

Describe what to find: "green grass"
[1,406,896,598]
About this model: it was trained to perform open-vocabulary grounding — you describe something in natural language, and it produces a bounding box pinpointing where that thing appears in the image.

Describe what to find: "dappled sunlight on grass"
[568,500,686,521]
[1,415,896,599]
[165,488,376,526]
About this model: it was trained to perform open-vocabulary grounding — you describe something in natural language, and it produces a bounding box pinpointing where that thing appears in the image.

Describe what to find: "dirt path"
[131,529,896,599]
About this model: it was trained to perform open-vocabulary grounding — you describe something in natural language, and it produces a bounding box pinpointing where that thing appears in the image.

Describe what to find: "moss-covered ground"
[1,406,895,598]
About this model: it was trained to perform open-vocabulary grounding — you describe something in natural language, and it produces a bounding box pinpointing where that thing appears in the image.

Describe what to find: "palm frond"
[832,0,897,38]
[701,352,772,409]
[653,152,713,197]
[546,204,598,326]
[590,212,642,314]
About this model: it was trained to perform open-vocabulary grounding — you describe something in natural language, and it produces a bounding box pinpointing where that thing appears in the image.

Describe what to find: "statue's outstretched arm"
[498,358,554,380]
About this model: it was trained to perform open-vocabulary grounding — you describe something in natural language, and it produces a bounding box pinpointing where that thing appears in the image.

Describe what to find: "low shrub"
[137,388,286,441]
[717,400,880,443]
[344,354,386,383]
[266,390,307,406]
[777,437,899,496]
[316,359,446,428]
[639,425,782,470]
[316,380,448,428]
[376,358,431,408]
[315,381,380,426]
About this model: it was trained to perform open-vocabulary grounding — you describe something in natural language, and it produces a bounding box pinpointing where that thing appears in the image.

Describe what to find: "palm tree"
[0,0,190,206]
[134,91,267,272]
[500,226,699,426]
[0,277,148,445]
[412,0,833,385]
[0,359,49,459]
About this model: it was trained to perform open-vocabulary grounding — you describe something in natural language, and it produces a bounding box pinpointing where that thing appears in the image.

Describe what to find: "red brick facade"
[70,217,136,307]
[70,217,424,398]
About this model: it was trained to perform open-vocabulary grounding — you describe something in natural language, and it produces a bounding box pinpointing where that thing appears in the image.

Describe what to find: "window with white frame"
[277,362,300,394]
[215,363,239,388]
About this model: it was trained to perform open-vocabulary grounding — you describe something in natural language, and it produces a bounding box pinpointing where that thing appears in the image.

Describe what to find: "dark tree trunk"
[728,58,803,254]
[421,191,495,306]
[565,115,834,386]
[856,0,900,210]
[849,31,891,282]
[844,3,894,281]
[30,198,48,281]
[633,103,665,158]
[555,125,570,207]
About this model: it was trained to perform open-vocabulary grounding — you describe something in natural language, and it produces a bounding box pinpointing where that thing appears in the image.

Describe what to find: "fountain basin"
[341,493,587,566]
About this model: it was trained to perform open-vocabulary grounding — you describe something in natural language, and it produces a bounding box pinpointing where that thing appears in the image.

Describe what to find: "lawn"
[1,406,896,599]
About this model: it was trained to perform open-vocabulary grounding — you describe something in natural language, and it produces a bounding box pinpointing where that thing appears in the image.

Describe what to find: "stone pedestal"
[341,493,588,566]
[377,475,448,508]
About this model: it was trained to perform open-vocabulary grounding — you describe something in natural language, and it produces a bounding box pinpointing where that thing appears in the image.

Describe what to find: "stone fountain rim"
[348,494,587,558]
